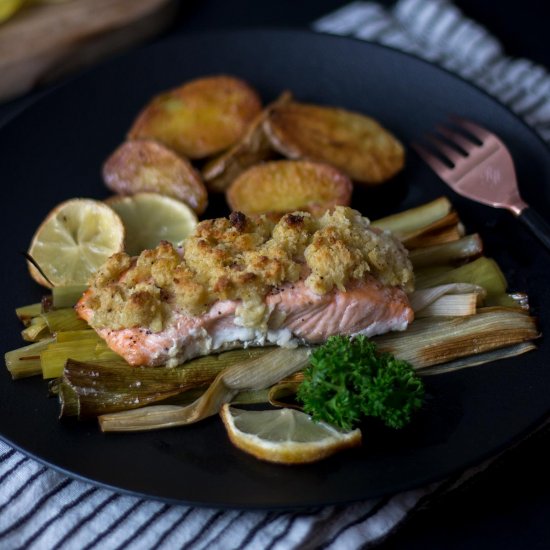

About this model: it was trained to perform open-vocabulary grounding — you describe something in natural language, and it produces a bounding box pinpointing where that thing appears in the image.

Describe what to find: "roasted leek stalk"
[52,285,88,309]
[414,256,507,298]
[372,196,452,239]
[4,338,55,379]
[58,348,272,419]
[409,234,483,268]
[41,339,123,379]
[15,303,42,326]
[98,347,310,432]
[374,309,539,368]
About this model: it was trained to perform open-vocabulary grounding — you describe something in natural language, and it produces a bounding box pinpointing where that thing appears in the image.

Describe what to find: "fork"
[413,117,550,251]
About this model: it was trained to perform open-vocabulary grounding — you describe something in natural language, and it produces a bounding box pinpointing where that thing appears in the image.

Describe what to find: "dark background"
[1,1,549,548]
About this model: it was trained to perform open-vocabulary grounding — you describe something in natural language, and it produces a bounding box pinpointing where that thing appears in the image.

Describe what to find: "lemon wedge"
[28,198,125,288]
[107,193,198,256]
[220,404,362,464]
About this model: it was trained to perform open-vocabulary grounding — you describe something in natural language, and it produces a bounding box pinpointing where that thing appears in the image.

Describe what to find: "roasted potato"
[103,140,208,215]
[226,160,352,217]
[128,75,262,159]
[263,101,404,185]
[202,91,292,193]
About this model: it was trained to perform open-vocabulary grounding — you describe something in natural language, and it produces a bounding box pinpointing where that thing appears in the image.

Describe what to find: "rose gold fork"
[413,117,550,251]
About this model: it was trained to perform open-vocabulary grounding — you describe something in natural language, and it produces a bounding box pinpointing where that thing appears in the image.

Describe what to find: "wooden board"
[0,0,177,102]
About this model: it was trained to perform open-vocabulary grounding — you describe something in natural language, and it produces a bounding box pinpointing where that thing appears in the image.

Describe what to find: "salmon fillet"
[76,275,413,367]
[76,207,415,366]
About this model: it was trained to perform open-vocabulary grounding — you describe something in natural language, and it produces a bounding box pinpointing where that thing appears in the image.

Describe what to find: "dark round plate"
[0,30,549,509]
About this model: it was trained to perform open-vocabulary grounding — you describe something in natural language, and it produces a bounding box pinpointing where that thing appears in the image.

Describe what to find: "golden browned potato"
[263,101,405,185]
[202,91,292,193]
[226,160,352,217]
[102,140,208,215]
[128,75,262,159]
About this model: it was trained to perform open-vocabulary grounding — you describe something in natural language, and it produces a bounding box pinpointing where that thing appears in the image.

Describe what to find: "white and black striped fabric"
[2,1,550,548]
[0,439,486,549]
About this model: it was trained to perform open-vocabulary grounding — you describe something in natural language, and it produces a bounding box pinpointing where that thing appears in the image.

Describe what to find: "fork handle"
[517,207,550,251]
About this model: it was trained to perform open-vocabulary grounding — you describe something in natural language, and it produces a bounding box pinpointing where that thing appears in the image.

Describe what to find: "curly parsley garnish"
[297,335,424,430]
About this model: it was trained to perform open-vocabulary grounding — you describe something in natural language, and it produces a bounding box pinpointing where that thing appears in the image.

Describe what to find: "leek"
[58,348,273,418]
[409,283,486,313]
[404,221,465,249]
[21,316,49,342]
[409,234,483,268]
[372,196,452,239]
[52,285,88,309]
[416,294,479,317]
[15,303,42,326]
[5,338,55,379]
[374,309,539,368]
[41,340,123,379]
[419,342,537,375]
[41,308,88,333]
[55,330,100,343]
[414,257,507,297]
[99,347,310,432]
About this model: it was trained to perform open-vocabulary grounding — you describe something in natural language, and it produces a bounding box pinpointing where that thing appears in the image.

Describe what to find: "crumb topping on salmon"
[84,206,413,332]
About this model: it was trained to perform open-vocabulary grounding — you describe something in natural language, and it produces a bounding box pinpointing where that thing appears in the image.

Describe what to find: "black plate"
[0,30,549,509]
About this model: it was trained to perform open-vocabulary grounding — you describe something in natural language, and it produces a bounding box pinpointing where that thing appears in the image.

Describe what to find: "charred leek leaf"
[98,347,310,432]
[374,309,539,368]
[419,342,537,375]
[59,348,273,419]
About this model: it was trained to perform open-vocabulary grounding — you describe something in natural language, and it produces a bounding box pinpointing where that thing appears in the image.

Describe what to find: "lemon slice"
[0,0,24,23]
[28,199,125,288]
[107,193,198,256]
[220,404,362,464]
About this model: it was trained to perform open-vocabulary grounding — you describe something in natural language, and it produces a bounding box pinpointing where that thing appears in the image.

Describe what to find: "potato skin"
[226,160,353,217]
[103,140,208,215]
[128,75,262,159]
[202,91,292,193]
[264,101,405,185]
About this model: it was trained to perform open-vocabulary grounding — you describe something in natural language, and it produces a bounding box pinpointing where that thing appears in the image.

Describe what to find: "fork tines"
[412,117,500,180]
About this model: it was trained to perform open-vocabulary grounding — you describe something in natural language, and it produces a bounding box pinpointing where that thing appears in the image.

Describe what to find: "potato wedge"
[202,91,292,193]
[128,75,262,159]
[102,140,208,215]
[263,101,404,185]
[226,160,352,217]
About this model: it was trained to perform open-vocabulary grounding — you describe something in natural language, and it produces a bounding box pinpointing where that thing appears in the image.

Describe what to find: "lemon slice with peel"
[0,0,24,23]
[28,198,125,288]
[107,193,198,256]
[220,404,362,464]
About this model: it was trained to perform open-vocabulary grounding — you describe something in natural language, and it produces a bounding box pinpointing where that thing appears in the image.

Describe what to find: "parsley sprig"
[297,335,424,430]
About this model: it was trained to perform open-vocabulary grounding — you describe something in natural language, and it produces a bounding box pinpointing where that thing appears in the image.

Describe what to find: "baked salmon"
[77,276,413,367]
[76,207,414,367]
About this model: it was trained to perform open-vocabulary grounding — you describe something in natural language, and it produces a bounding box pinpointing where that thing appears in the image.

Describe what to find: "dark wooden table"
[1,1,549,548]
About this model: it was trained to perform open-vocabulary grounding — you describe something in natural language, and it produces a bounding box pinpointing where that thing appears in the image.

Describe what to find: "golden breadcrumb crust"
[86,207,413,331]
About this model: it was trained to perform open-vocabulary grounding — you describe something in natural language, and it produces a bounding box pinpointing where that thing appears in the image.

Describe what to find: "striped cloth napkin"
[1,1,549,548]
